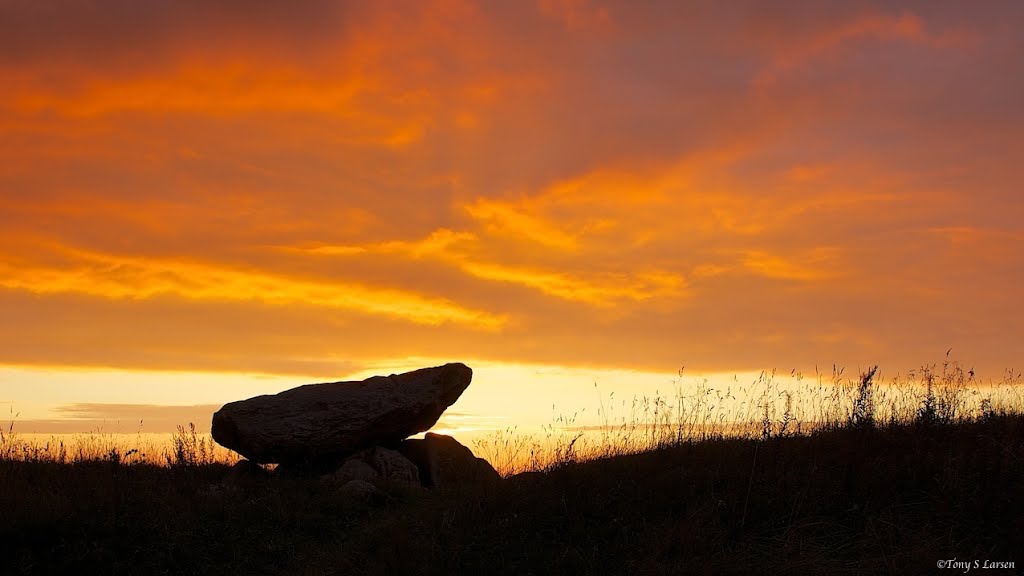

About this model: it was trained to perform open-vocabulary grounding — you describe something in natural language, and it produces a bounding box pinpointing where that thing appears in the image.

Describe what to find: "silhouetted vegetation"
[1,360,1021,574]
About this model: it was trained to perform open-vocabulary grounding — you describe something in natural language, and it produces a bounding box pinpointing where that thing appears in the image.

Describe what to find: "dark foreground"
[2,416,1022,575]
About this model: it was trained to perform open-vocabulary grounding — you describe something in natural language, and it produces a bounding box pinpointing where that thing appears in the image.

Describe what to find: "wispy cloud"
[459,261,684,305]
[740,248,843,282]
[464,199,583,251]
[0,243,505,330]
[11,403,222,434]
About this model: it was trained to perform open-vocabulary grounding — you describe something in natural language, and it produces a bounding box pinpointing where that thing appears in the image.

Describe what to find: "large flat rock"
[211,363,472,466]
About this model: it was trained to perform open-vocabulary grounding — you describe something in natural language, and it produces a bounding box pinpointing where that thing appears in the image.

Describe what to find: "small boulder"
[369,447,420,487]
[328,458,380,485]
[398,433,501,489]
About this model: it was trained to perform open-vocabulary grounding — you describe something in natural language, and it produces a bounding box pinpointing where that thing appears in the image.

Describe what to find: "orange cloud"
[51,403,222,433]
[287,228,476,258]
[0,244,505,330]
[464,199,583,251]
[0,0,1022,385]
[10,64,363,115]
[459,261,685,306]
[740,248,843,282]
[284,226,686,307]
[754,10,974,88]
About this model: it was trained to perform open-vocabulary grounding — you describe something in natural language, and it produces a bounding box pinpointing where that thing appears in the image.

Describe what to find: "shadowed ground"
[1,414,1021,575]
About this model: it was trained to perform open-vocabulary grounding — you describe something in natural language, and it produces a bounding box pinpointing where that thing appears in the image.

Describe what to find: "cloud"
[464,199,583,251]
[458,261,684,306]
[0,242,505,330]
[537,0,612,32]
[0,0,1022,383]
[9,403,220,434]
[284,228,476,258]
[56,403,220,426]
[283,221,687,307]
[740,247,843,282]
[752,9,972,88]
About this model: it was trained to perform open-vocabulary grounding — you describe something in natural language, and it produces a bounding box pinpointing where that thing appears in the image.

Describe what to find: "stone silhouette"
[326,447,422,488]
[211,363,473,467]
[398,433,501,489]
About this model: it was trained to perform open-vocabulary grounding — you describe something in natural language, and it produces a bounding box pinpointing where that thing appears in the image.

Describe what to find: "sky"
[1,0,1022,435]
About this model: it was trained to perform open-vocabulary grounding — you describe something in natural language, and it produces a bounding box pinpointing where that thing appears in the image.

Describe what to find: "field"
[2,359,1022,575]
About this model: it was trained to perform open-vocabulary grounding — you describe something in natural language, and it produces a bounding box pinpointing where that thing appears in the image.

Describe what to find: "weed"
[849,365,878,429]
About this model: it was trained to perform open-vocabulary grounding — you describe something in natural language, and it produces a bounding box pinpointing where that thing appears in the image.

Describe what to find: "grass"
[1,358,1022,575]
[473,356,1022,475]
[0,422,238,467]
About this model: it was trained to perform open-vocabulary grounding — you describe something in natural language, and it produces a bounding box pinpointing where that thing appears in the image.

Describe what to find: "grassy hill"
[2,412,1021,575]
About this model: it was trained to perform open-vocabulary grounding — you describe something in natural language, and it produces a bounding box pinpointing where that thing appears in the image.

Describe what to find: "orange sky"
[2,1,1022,434]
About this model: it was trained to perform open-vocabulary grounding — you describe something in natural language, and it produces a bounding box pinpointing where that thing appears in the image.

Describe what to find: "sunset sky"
[1,1,1022,435]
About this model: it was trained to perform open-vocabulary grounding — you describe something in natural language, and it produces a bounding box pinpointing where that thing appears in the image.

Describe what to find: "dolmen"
[211,362,500,491]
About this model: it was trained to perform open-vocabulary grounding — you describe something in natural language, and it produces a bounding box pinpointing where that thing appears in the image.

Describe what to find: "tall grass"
[474,357,1023,475]
[0,420,238,467]
[2,357,1021,476]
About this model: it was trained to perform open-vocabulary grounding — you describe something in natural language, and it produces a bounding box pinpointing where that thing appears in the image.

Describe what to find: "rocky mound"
[212,363,472,467]
[212,363,499,489]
